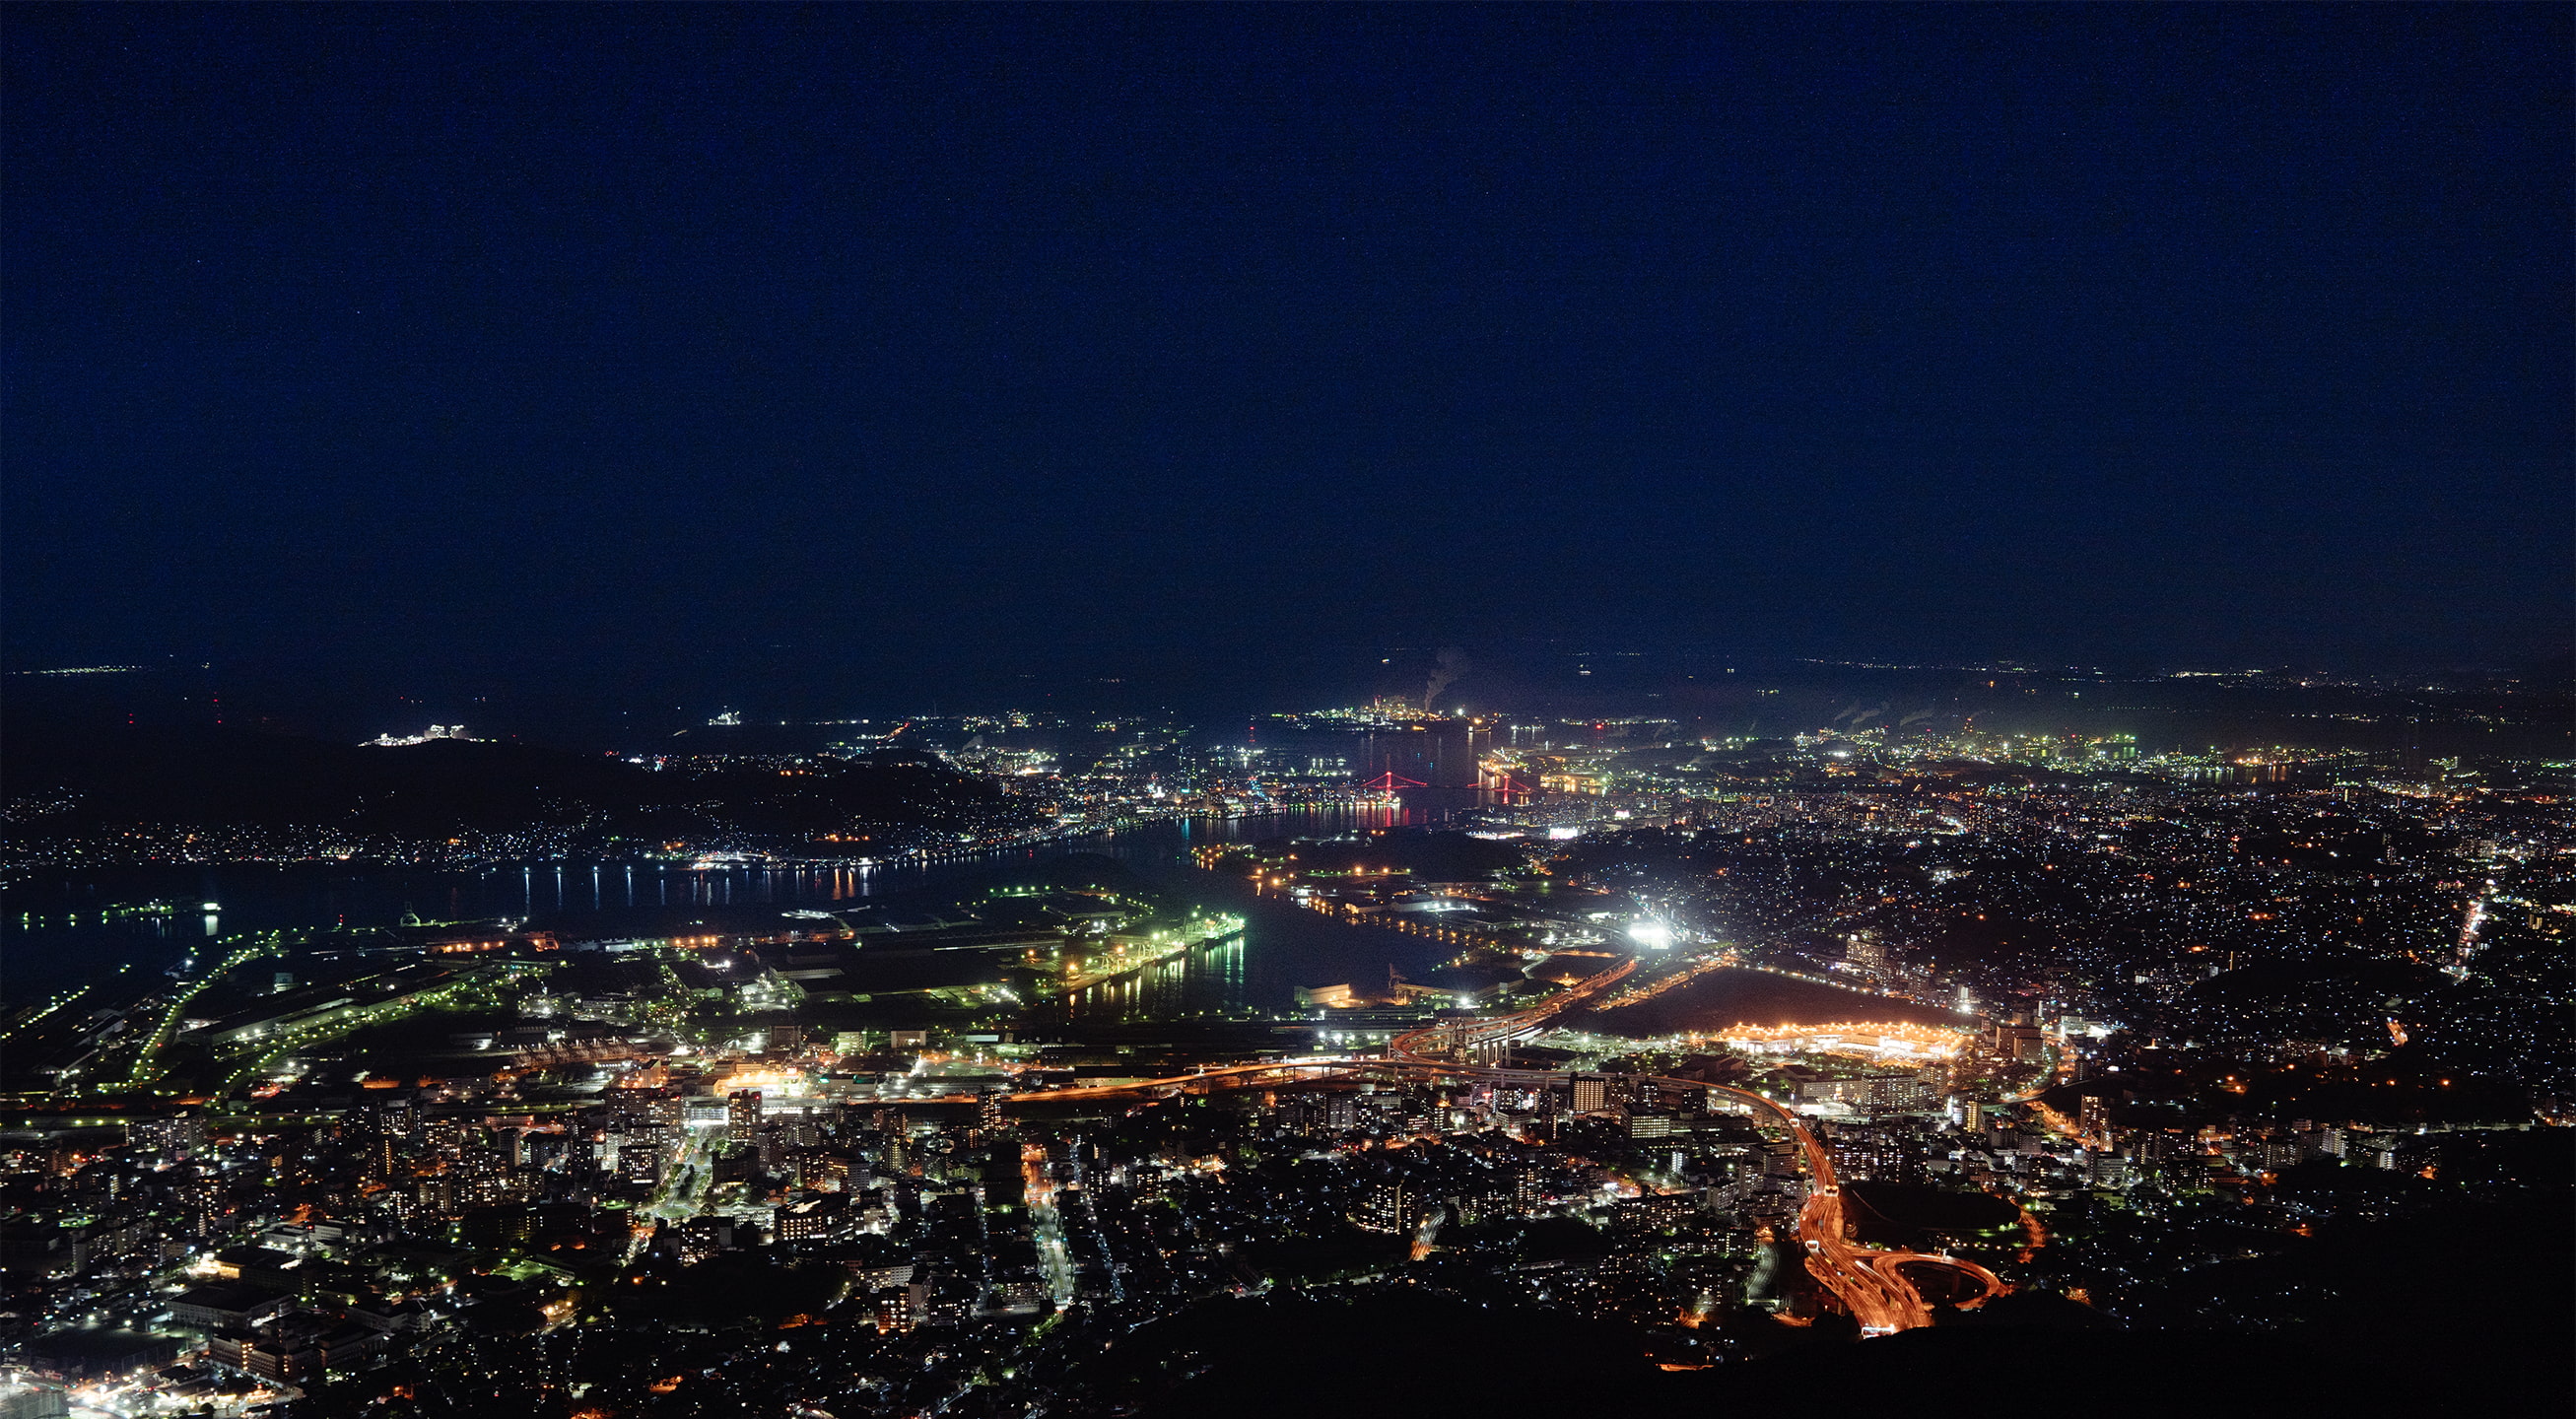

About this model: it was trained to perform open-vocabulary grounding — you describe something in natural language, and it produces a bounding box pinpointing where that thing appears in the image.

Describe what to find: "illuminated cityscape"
[3,664,2569,1415]
[5,5,2568,1417]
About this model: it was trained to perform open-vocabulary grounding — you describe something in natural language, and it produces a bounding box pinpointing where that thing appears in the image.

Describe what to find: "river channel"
[2,808,1470,1016]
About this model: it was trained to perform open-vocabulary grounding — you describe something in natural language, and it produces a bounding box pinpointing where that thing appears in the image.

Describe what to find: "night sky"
[6,6,2567,727]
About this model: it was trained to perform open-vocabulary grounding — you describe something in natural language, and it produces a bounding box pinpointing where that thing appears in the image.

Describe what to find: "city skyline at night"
[3,7,2568,1419]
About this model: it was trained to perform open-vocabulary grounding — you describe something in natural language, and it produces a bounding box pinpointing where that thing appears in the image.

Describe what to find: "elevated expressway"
[947,955,2003,1332]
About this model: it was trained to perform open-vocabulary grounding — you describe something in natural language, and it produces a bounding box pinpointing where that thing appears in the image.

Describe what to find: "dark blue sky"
[6,5,2567,726]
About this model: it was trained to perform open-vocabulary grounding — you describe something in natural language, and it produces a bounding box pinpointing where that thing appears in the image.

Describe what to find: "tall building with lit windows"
[727,1090,764,1145]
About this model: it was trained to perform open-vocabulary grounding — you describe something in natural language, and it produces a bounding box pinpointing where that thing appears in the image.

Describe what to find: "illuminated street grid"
[2,701,2568,1417]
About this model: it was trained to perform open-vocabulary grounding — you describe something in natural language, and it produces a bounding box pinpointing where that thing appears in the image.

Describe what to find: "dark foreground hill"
[1067,1269,2569,1419]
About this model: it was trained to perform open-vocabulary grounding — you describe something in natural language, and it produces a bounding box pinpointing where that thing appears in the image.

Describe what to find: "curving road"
[1385,959,2003,1332]
[1377,1055,2006,1331]
[917,954,2002,1331]
[983,1052,2005,1330]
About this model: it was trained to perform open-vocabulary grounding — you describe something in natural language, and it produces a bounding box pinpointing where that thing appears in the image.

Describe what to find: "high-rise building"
[1360,1180,1417,1233]
[422,1118,467,1161]
[773,1192,851,1243]
[1568,1075,1609,1115]
[413,1174,459,1219]
[129,1114,206,1160]
[1759,1139,1801,1179]
[1992,1023,2045,1060]
[1323,1094,1359,1132]
[1868,1073,1935,1113]
[1844,932,1889,978]
[727,1090,764,1145]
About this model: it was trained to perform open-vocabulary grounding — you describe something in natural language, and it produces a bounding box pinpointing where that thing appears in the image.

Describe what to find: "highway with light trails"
[902,953,2005,1332]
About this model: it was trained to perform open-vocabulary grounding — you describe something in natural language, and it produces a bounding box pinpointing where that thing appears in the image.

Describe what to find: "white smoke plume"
[1423,647,1470,710]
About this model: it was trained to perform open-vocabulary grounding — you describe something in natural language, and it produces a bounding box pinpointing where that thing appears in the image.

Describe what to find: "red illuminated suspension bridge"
[1357,770,1538,796]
